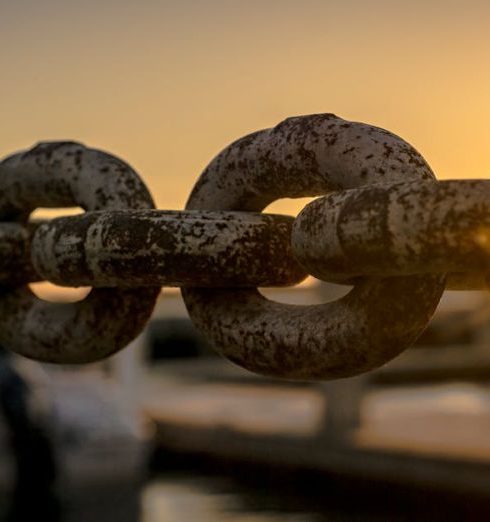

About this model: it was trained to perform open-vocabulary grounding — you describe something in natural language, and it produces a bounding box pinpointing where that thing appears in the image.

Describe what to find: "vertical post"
[314,281,367,444]
[111,332,147,414]
[317,374,367,444]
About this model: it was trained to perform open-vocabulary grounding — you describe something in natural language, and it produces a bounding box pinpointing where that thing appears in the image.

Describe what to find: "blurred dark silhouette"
[0,346,60,521]
[147,318,213,361]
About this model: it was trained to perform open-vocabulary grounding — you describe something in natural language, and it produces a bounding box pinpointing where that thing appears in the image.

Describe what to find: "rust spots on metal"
[31,210,306,288]
[184,277,444,380]
[0,142,158,364]
[292,180,490,290]
[0,222,40,286]
[0,286,159,364]
[0,141,154,220]
[183,113,445,380]
[186,113,435,213]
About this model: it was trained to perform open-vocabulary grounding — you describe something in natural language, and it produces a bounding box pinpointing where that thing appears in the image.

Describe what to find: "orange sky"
[2,0,490,216]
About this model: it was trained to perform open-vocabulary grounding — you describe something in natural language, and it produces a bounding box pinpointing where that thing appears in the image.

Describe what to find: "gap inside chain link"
[27,199,352,305]
[262,196,351,304]
[29,207,90,303]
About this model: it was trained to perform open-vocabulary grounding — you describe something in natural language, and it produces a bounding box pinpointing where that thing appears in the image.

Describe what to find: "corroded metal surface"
[184,278,443,379]
[186,113,435,212]
[32,209,306,288]
[292,180,490,290]
[0,141,153,219]
[0,221,40,286]
[3,116,489,373]
[0,142,158,363]
[182,113,445,380]
[0,286,158,363]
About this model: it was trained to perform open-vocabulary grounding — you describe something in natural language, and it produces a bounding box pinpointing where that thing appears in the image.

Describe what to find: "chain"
[0,114,487,379]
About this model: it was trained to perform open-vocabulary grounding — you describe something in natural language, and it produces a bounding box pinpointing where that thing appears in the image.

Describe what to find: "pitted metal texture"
[3,115,490,377]
[0,141,153,219]
[292,180,490,290]
[32,209,306,288]
[186,113,435,212]
[0,142,159,363]
[0,221,40,286]
[182,113,445,380]
[0,286,158,364]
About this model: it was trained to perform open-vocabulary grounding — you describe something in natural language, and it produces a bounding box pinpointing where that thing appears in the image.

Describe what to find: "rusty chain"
[0,114,487,379]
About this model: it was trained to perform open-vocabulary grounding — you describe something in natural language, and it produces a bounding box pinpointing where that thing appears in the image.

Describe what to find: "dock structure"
[113,286,490,496]
[139,355,490,497]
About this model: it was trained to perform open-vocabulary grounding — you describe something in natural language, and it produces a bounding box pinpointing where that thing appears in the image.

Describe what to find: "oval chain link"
[182,114,445,380]
[1,115,489,379]
[0,142,159,363]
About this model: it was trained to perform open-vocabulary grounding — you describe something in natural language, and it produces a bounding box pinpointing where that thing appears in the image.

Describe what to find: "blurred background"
[2,0,490,520]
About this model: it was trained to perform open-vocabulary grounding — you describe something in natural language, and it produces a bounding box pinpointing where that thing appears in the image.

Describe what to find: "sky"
[2,0,490,216]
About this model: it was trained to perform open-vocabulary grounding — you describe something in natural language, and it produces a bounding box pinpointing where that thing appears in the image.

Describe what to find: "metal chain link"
[31,210,305,288]
[0,114,487,379]
[181,114,444,379]
[0,142,159,363]
[292,180,490,290]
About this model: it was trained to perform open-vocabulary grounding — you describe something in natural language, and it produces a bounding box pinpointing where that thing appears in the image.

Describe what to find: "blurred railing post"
[317,375,367,444]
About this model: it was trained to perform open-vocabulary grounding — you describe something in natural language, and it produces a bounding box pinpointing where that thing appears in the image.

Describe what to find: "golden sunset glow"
[2,0,490,217]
